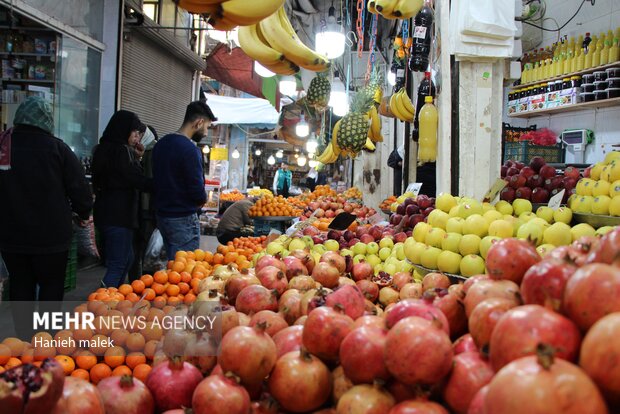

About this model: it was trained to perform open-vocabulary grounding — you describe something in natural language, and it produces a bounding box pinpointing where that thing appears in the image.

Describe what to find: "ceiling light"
[315,6,346,59]
[276,150,283,158]
[267,155,276,165]
[387,71,396,86]
[294,153,299,159]
[305,136,318,153]
[329,76,349,117]
[296,113,309,137]
[297,154,307,166]
[202,145,210,154]
[232,147,240,159]
[255,148,262,156]
[308,159,318,168]
[254,61,275,78]
[279,76,297,96]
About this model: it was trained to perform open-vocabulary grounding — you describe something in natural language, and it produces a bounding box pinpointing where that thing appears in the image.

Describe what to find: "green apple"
[459,234,481,256]
[482,202,495,213]
[366,242,380,255]
[463,214,489,238]
[483,210,503,225]
[573,196,594,214]
[460,254,486,277]
[436,192,457,213]
[543,222,572,246]
[480,236,501,259]
[379,247,392,262]
[420,246,442,270]
[529,218,550,230]
[437,250,462,274]
[513,199,533,216]
[312,244,327,255]
[511,217,524,235]
[446,217,465,234]
[353,242,367,256]
[398,260,414,273]
[441,232,463,253]
[384,263,397,275]
[324,239,340,252]
[425,228,447,248]
[385,256,400,267]
[535,206,555,224]
[457,200,483,219]
[519,212,537,222]
[405,242,427,265]
[413,270,424,282]
[595,226,615,236]
[374,263,383,274]
[495,200,514,215]
[428,210,450,230]
[353,254,366,264]
[413,222,433,243]
[591,195,611,215]
[488,220,514,239]
[570,223,596,242]
[266,242,285,255]
[536,244,556,257]
[379,237,394,249]
[281,249,290,258]
[567,194,578,210]
[404,236,416,250]
[300,236,314,248]
[340,249,353,257]
[448,205,460,218]
[393,244,406,261]
[517,222,544,246]
[366,254,382,268]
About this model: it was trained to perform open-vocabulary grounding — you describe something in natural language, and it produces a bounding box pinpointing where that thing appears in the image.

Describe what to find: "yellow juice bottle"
[576,47,585,71]
[609,38,619,63]
[418,96,438,164]
[600,40,610,65]
[592,40,602,67]
[584,49,592,69]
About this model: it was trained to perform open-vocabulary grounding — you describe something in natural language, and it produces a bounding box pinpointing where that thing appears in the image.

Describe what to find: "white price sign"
[405,183,423,196]
[547,189,565,210]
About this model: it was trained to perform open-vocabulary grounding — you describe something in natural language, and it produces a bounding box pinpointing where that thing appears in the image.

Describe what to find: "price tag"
[482,179,508,203]
[405,183,423,196]
[413,26,427,39]
[368,213,384,225]
[548,189,565,210]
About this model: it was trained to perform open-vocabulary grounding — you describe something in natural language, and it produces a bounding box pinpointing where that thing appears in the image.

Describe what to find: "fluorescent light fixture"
[387,71,396,86]
[329,76,349,116]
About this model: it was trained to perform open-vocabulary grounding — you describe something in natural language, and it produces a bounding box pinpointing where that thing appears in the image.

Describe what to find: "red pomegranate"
[462,275,490,294]
[467,385,488,414]
[353,315,385,330]
[392,272,414,291]
[585,227,620,265]
[249,311,288,337]
[384,298,450,335]
[268,350,332,413]
[235,285,279,315]
[312,262,341,288]
[384,317,453,385]
[468,297,517,354]
[356,279,380,302]
[278,289,302,324]
[218,325,277,386]
[463,279,521,317]
[226,274,261,304]
[145,358,203,412]
[424,288,468,338]
[249,396,279,414]
[443,352,494,414]
[520,259,576,312]
[302,306,354,362]
[321,251,346,273]
[485,238,540,284]
[489,305,581,371]
[50,377,105,414]
[97,375,154,414]
[339,326,390,384]
[332,366,354,404]
[563,263,620,331]
[336,384,395,414]
[272,325,303,359]
[422,272,451,291]
[289,249,316,274]
[389,400,450,414]
[453,334,477,355]
[288,275,317,292]
[399,283,423,300]
[191,374,250,414]
[485,349,608,414]
[351,261,373,281]
[0,358,64,414]
[385,381,416,403]
[283,256,309,279]
[579,312,620,407]
[257,267,288,295]
[325,285,366,320]
[216,304,241,337]
[256,255,286,273]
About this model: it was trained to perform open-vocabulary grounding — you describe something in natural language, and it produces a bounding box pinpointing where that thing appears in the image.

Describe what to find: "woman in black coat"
[92,110,152,287]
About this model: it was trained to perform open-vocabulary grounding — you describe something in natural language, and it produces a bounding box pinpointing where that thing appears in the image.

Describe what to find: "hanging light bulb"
[297,154,307,166]
[315,6,346,59]
[308,159,318,168]
[267,155,276,165]
[279,76,297,96]
[387,71,396,86]
[276,150,283,158]
[255,148,262,156]
[202,145,210,154]
[294,153,299,159]
[254,61,275,78]
[329,75,349,117]
[296,113,309,137]
[305,136,318,153]
[231,147,240,159]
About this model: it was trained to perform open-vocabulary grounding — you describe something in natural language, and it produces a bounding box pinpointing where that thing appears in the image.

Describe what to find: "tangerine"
[71,368,90,381]
[112,365,132,377]
[132,363,152,383]
[90,363,112,385]
[54,355,75,375]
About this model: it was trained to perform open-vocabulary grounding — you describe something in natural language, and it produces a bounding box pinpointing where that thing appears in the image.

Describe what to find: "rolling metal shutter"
[121,31,193,136]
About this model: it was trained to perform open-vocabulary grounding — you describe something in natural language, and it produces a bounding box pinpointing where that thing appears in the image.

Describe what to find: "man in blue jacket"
[152,101,217,260]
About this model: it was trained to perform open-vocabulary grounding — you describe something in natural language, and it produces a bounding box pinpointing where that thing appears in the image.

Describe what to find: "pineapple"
[337,87,374,154]
[306,72,331,111]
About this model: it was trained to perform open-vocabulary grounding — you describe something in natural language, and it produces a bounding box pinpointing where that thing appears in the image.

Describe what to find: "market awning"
[204,44,264,98]
[203,93,280,126]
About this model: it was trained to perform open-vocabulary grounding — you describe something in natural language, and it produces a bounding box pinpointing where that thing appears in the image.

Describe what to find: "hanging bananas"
[389,88,415,123]
[367,106,383,142]
[178,0,286,28]
[369,0,423,19]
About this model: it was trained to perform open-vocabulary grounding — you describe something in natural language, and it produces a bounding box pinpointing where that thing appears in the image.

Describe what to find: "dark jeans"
[100,225,134,288]
[217,230,242,245]
[157,213,201,261]
[128,219,156,282]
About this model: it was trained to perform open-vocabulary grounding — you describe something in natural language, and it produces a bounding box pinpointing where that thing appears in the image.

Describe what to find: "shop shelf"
[510,62,620,90]
[0,52,53,57]
[508,97,620,118]
[1,78,53,83]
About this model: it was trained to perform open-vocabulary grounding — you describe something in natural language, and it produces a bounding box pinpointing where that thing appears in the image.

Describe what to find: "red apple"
[509,175,527,189]
[410,214,425,227]
[394,232,408,243]
[563,177,577,190]
[520,166,536,179]
[516,187,532,200]
[529,156,546,173]
[500,187,516,202]
[396,204,406,215]
[406,204,420,216]
[544,176,564,192]
[360,234,375,244]
[423,207,435,216]
[531,187,549,203]
[506,167,519,177]
[563,166,580,179]
[500,166,508,178]
[417,195,433,209]
[390,214,404,226]
[539,164,557,179]
[526,174,544,189]
[514,161,525,170]
[583,166,592,178]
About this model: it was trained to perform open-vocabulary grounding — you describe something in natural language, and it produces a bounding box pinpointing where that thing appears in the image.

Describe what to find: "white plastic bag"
[145,229,163,259]
[461,0,516,40]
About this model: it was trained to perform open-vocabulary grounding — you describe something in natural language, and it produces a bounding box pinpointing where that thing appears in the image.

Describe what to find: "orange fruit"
[21,348,35,364]
[90,363,112,384]
[125,352,147,369]
[75,351,98,370]
[151,282,165,296]
[131,280,145,294]
[152,296,166,309]
[140,274,154,287]
[178,282,190,295]
[88,292,98,301]
[143,340,159,360]
[132,363,152,383]
[54,355,76,375]
[0,344,12,365]
[213,254,224,265]
[166,284,180,297]
[153,270,168,284]
[180,272,192,283]
[110,329,130,348]
[104,346,126,368]
[118,284,133,296]
[126,292,140,303]
[203,251,214,263]
[112,365,133,377]
[171,261,185,273]
[167,296,181,306]
[71,368,90,381]
[89,334,110,356]
[168,271,181,285]
[125,333,145,352]
[175,251,188,260]
[142,288,155,301]
[5,357,22,369]
[73,327,94,342]
[194,249,206,261]
[183,292,196,305]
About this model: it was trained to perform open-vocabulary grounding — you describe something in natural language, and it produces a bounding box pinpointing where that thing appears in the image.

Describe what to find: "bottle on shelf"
[418,96,438,164]
[585,47,592,69]
[609,38,619,63]
[408,0,434,73]
[412,71,436,137]
[600,40,610,65]
[575,46,585,71]
[552,42,561,77]
[592,40,602,67]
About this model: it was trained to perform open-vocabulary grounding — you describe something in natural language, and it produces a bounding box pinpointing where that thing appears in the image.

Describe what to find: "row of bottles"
[521,28,620,84]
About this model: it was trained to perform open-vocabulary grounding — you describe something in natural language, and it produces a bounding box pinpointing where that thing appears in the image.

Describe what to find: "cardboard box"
[559,87,578,106]
[528,93,546,111]
[545,91,561,109]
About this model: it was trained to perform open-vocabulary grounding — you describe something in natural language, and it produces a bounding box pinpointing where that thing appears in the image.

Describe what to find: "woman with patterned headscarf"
[0,96,93,303]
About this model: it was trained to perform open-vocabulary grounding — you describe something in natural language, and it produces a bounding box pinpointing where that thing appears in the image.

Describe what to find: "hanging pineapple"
[337,87,375,155]
[306,72,331,112]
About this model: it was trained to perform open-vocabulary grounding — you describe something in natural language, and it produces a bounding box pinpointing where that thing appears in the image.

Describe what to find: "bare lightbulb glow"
[297,155,307,166]
[254,61,275,78]
[202,145,210,154]
[279,76,297,96]
[308,159,318,168]
[255,149,262,156]
[387,71,396,86]
[267,155,276,165]
[232,148,240,159]
[296,117,310,137]
[306,138,318,153]
[329,77,349,116]
[315,28,345,59]
[276,150,283,158]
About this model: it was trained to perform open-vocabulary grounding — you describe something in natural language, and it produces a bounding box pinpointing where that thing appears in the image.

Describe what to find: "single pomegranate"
[332,366,354,404]
[489,305,582,371]
[50,377,105,414]
[235,285,279,315]
[467,385,488,414]
[462,275,490,294]
[336,384,395,414]
[485,238,540,284]
[288,275,318,292]
[268,350,332,413]
[443,352,494,414]
[353,315,385,330]
[338,276,356,287]
[585,227,620,265]
[294,315,307,326]
[145,358,203,412]
[192,374,250,414]
[579,312,620,407]
[97,375,154,414]
[257,267,288,295]
[399,283,423,300]
[216,304,240,337]
[272,325,303,359]
[0,358,64,414]
[289,249,316,274]
[249,396,279,414]
[256,255,286,273]
[339,326,390,384]
[312,262,341,288]
[485,346,608,414]
[237,313,251,326]
[356,279,379,302]
[422,272,451,291]
[218,324,277,386]
[453,334,477,355]
[384,298,450,335]
[384,316,453,385]
[521,259,576,312]
[321,251,346,273]
[303,306,354,362]
[570,236,600,266]
[563,263,620,331]
[226,274,261,304]
[278,289,302,325]
[424,288,468,338]
[463,279,521,317]
[392,272,413,291]
[325,285,366,320]
[300,288,328,316]
[351,261,373,281]
[468,297,517,355]
[283,256,309,280]
[385,381,416,403]
[249,311,288,337]
[389,400,450,414]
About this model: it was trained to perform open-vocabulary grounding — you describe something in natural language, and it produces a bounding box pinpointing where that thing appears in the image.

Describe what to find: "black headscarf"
[100,110,144,145]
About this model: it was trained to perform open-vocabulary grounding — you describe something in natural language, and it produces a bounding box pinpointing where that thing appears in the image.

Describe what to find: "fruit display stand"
[573,213,620,228]
[252,216,296,236]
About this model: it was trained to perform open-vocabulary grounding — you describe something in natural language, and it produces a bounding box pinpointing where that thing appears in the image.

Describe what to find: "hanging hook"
[345,31,356,47]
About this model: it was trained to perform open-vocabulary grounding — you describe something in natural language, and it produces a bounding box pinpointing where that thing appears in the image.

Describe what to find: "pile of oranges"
[287,196,308,209]
[248,195,303,218]
[215,236,266,270]
[380,195,397,210]
[302,185,337,201]
[221,190,245,202]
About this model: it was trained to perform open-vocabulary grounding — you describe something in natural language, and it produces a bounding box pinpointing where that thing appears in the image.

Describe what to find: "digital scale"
[560,129,593,164]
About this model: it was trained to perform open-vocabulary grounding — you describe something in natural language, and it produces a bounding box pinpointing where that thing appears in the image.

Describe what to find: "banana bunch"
[390,88,415,123]
[369,0,423,19]
[177,0,285,29]
[238,24,299,75]
[367,105,383,143]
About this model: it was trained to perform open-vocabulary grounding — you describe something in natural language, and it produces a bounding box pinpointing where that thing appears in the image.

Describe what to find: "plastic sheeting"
[203,93,280,125]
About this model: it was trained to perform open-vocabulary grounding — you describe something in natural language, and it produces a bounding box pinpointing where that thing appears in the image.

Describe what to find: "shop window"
[20,0,103,42]
[143,1,160,23]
